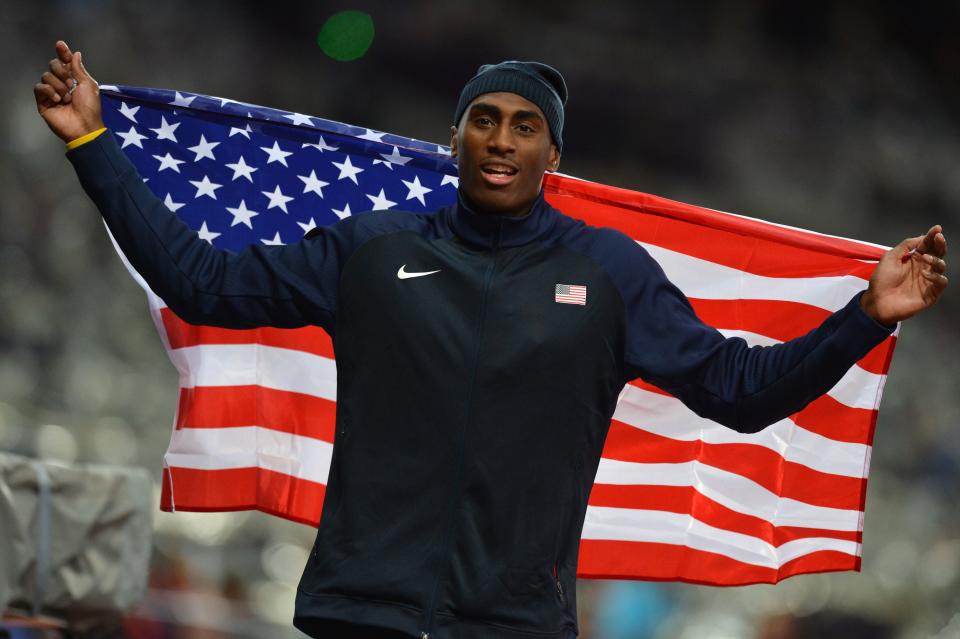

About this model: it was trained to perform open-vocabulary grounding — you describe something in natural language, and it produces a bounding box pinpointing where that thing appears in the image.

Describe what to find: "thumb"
[892,233,926,264]
[71,51,96,85]
[901,234,925,253]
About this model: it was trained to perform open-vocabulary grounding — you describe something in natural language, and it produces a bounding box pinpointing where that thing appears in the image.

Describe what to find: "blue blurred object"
[595,581,677,639]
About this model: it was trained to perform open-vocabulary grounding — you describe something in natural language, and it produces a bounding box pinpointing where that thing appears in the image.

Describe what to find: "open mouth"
[480,163,519,185]
[481,164,518,176]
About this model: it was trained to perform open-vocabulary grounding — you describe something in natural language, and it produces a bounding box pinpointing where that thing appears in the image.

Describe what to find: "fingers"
[41,42,93,111]
[933,229,947,258]
[920,229,947,259]
[41,70,69,96]
[917,225,944,255]
[47,43,77,105]
[921,269,948,292]
[34,82,61,111]
[48,57,72,84]
[922,252,947,275]
[899,235,924,262]
[918,246,948,299]
[56,40,74,64]
[901,225,946,265]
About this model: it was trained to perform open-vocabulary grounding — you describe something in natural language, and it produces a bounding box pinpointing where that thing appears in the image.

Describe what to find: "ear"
[449,125,458,158]
[547,144,560,172]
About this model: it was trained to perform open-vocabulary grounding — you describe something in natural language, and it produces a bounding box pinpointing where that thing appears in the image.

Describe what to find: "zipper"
[554,561,565,604]
[420,220,503,637]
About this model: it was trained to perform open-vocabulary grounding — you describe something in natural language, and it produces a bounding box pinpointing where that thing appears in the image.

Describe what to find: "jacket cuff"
[66,130,137,192]
[844,290,897,346]
[65,127,108,150]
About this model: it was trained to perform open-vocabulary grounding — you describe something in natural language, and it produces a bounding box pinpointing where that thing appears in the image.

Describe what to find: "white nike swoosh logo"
[397,264,441,280]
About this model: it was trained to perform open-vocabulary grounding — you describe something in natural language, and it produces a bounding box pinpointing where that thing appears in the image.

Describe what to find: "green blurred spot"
[317,10,375,61]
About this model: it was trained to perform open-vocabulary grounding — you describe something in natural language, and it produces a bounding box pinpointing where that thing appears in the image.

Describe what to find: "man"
[35,41,947,639]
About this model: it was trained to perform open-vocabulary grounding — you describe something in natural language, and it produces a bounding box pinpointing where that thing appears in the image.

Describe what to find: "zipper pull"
[555,562,566,603]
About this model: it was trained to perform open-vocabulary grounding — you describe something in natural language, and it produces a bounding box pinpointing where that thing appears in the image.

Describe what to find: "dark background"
[3,2,959,637]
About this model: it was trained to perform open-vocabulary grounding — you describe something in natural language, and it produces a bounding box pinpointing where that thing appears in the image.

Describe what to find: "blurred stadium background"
[3,1,959,637]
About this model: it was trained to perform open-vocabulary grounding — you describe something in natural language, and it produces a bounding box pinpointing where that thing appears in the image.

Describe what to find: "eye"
[516,123,536,134]
[475,116,495,127]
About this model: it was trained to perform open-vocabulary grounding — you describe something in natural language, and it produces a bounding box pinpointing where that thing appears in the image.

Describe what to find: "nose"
[486,123,515,154]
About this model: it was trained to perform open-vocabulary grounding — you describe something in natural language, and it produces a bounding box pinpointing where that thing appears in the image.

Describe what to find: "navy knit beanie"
[454,61,567,152]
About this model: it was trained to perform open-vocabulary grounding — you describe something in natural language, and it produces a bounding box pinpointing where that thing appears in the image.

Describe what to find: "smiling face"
[450,92,560,217]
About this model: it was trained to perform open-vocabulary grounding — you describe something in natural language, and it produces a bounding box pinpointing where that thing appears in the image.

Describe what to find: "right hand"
[34,40,105,143]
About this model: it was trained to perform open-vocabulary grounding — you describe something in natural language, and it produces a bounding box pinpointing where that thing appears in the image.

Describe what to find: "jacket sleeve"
[615,233,895,433]
[66,130,356,331]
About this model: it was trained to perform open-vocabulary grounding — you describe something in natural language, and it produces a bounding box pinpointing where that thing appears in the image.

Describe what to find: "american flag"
[555,284,587,305]
[97,85,898,586]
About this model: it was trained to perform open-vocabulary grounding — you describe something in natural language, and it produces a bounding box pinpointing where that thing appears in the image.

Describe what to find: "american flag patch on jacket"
[555,284,587,305]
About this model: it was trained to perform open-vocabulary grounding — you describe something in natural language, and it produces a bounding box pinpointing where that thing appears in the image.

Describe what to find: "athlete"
[35,40,947,639]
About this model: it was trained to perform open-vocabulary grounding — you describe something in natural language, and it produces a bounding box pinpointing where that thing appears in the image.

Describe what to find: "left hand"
[861,225,948,325]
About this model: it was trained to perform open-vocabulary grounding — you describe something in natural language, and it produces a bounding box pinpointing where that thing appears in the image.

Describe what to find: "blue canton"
[99,85,461,252]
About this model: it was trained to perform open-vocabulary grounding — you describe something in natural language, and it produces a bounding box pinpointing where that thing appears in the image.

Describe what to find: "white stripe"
[581,506,861,568]
[615,385,871,478]
[167,336,882,417]
[166,343,875,477]
[165,429,862,533]
[593,458,862,531]
[716,328,780,348]
[165,426,333,485]
[829,364,886,411]
[639,242,868,312]
[143,246,871,315]
[168,344,337,400]
[106,224,170,312]
[715,328,886,410]
[163,436,861,569]
[105,222,156,300]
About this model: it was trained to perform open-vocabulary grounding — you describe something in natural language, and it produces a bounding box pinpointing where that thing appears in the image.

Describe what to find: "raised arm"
[35,40,350,331]
[616,229,945,434]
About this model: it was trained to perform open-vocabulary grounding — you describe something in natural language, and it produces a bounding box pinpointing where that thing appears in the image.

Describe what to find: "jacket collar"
[447,189,557,249]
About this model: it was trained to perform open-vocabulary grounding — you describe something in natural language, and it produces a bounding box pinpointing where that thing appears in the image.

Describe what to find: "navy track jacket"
[68,132,893,639]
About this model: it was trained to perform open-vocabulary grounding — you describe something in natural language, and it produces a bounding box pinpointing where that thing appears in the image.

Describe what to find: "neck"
[448,189,555,250]
[457,190,538,218]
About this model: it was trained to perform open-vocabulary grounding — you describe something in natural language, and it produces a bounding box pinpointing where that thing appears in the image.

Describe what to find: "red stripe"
[176,385,336,442]
[158,467,860,583]
[628,379,876,446]
[588,484,860,547]
[160,466,326,526]
[545,174,885,265]
[688,298,895,375]
[160,307,334,357]
[690,298,832,341]
[850,334,896,377]
[792,394,878,446]
[164,298,894,376]
[577,539,859,585]
[602,420,865,510]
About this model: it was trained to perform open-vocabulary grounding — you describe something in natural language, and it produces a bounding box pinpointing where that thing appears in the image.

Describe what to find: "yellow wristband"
[66,127,108,151]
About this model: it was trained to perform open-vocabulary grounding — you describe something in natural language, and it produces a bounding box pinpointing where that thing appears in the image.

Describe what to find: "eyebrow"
[468,102,545,124]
